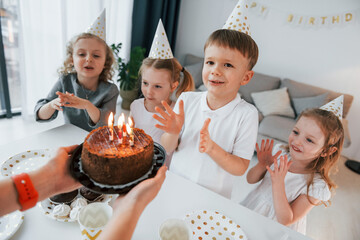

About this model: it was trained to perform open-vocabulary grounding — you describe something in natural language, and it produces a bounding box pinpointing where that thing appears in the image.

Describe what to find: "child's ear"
[320,146,338,157]
[171,81,179,92]
[240,70,254,86]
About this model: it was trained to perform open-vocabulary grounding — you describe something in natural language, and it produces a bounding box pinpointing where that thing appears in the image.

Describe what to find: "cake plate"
[69,142,166,194]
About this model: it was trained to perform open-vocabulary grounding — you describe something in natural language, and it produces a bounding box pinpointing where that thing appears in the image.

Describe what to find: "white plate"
[39,194,117,222]
[0,211,24,240]
[1,149,54,177]
[184,210,247,240]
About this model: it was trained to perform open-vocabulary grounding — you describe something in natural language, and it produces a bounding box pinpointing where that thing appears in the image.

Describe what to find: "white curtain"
[18,0,133,119]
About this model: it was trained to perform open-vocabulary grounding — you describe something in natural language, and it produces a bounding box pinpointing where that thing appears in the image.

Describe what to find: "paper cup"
[78,202,113,240]
[159,218,192,240]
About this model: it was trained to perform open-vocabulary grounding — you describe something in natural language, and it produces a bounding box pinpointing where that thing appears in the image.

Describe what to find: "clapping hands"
[153,100,184,135]
[256,139,282,168]
[266,155,292,184]
[199,118,214,153]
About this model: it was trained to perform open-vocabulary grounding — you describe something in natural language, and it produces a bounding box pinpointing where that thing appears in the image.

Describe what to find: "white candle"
[108,112,114,141]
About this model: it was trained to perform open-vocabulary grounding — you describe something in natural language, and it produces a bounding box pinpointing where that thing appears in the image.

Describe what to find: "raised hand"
[199,118,214,153]
[266,155,292,184]
[56,91,88,110]
[256,139,282,168]
[153,100,184,135]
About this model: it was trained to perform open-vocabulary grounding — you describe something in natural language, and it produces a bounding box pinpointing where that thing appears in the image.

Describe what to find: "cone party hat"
[86,9,106,41]
[223,0,251,35]
[320,95,344,120]
[149,19,174,59]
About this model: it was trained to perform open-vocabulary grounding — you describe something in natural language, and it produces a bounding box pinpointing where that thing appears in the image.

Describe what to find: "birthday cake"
[80,126,154,185]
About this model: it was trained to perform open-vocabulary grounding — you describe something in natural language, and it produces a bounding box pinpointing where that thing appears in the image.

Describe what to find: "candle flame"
[108,112,114,127]
[126,124,131,135]
[117,115,124,128]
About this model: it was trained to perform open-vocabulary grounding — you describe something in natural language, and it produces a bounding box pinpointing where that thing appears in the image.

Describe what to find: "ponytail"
[175,68,195,98]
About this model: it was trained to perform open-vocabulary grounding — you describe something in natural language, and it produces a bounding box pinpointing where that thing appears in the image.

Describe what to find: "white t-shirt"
[241,144,331,234]
[171,91,258,198]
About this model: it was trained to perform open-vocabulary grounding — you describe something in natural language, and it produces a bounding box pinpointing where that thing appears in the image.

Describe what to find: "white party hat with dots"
[223,0,251,35]
[149,19,174,59]
[320,95,343,120]
[86,9,106,41]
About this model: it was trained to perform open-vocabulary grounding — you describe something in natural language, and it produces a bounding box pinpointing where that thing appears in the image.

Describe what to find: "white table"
[0,124,311,240]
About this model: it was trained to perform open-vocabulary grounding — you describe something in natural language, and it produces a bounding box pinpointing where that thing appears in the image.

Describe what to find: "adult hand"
[153,100,184,135]
[256,139,282,168]
[42,145,82,195]
[199,118,214,153]
[113,165,167,212]
[56,91,88,110]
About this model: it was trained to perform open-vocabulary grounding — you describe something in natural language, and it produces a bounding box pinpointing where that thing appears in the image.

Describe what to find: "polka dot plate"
[1,149,54,177]
[184,210,247,240]
[39,194,116,223]
[0,211,24,240]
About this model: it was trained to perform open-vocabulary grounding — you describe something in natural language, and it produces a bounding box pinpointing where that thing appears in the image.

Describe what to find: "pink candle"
[108,112,114,141]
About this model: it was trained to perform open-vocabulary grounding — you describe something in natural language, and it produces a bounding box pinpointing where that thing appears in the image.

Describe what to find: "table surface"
[0,124,311,240]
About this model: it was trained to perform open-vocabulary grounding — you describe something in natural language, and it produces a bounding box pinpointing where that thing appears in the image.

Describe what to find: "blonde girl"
[35,33,119,132]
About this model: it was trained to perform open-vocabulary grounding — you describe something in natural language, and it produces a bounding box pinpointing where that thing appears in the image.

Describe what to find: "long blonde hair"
[58,33,115,83]
[138,58,194,98]
[289,108,344,205]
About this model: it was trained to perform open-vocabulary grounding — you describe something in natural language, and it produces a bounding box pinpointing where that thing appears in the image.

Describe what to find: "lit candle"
[126,124,134,146]
[117,115,123,144]
[120,113,126,137]
[108,112,114,141]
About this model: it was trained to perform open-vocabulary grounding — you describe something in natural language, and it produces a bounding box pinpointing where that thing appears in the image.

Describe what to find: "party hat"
[149,19,174,59]
[223,0,251,35]
[320,95,343,120]
[86,9,106,41]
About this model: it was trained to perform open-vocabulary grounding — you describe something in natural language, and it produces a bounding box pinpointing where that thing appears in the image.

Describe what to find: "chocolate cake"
[81,126,154,185]
[49,189,78,204]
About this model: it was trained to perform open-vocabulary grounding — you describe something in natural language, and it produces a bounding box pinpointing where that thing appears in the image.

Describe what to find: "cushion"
[258,115,296,143]
[184,61,203,88]
[281,79,353,118]
[183,54,203,66]
[251,87,295,118]
[292,93,328,116]
[239,72,281,104]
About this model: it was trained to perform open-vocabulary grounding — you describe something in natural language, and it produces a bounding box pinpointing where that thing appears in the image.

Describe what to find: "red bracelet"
[11,173,39,211]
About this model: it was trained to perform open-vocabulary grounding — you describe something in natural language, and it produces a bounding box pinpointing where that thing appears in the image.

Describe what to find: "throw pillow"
[251,87,295,118]
[184,62,203,88]
[292,93,328,116]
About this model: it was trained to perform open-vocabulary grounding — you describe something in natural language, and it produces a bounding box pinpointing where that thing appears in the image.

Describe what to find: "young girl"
[130,57,194,144]
[34,32,119,132]
[242,108,344,234]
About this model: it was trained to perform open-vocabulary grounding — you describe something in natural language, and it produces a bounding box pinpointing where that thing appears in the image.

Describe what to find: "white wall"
[174,0,360,160]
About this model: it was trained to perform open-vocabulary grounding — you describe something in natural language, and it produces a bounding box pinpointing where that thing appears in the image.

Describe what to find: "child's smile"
[202,44,253,107]
[288,116,326,167]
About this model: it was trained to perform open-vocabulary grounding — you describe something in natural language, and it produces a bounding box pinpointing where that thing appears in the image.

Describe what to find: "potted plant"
[111,43,146,110]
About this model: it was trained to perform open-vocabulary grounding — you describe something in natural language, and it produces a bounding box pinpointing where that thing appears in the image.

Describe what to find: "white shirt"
[241,144,331,234]
[171,91,258,198]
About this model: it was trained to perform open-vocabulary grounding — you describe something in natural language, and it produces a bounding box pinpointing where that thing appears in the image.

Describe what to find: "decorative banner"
[245,0,359,29]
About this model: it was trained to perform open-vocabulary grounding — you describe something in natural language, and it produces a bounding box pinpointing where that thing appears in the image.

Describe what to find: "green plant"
[111,43,146,91]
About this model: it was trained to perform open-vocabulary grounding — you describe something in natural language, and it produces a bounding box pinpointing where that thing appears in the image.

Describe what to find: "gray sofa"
[183,54,353,148]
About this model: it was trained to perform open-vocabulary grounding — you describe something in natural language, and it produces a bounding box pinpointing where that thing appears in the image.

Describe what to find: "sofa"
[183,54,353,148]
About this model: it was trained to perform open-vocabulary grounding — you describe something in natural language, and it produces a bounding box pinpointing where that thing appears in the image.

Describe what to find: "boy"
[154,29,259,198]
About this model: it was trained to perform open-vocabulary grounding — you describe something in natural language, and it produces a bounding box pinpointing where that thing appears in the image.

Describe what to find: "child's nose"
[86,56,93,62]
[211,65,221,76]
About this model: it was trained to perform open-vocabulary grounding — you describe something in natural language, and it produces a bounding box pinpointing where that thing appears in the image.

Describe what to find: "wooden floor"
[1,103,359,240]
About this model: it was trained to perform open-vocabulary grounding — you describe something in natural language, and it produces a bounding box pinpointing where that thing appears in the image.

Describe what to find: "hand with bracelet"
[0,145,81,216]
